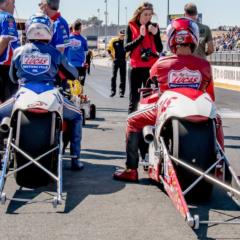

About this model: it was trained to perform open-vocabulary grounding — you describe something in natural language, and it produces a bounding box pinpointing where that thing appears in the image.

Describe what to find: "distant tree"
[72,16,102,27]
[86,16,103,26]
[109,22,117,27]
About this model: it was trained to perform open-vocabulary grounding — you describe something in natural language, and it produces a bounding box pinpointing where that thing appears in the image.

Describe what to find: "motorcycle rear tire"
[14,111,58,188]
[171,119,216,203]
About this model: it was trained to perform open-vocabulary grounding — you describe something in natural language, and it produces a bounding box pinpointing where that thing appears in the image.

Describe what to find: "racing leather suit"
[125,54,224,169]
[0,41,82,159]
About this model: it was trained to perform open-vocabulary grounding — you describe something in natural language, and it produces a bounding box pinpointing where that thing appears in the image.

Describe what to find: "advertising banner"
[212,65,240,87]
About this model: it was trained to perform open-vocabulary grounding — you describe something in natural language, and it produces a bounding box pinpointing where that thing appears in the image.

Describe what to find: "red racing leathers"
[125,54,224,170]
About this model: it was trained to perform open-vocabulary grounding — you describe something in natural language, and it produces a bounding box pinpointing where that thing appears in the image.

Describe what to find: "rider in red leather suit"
[113,18,224,182]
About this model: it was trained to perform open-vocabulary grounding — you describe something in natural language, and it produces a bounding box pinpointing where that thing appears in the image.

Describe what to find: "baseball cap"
[119,29,126,35]
[184,3,198,16]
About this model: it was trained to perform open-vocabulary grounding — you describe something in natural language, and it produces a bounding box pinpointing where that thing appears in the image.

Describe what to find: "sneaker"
[109,92,116,97]
[71,158,84,171]
[119,94,124,98]
[113,168,138,182]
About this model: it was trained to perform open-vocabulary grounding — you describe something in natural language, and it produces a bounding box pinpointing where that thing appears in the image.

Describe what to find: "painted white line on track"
[218,108,240,119]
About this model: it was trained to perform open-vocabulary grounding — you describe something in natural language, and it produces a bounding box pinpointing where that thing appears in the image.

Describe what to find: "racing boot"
[113,168,138,182]
[71,158,84,171]
[113,132,140,182]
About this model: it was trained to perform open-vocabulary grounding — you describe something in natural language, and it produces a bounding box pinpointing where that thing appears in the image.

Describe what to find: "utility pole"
[118,0,120,30]
[104,0,108,50]
[167,0,170,26]
[124,6,127,26]
[97,8,100,39]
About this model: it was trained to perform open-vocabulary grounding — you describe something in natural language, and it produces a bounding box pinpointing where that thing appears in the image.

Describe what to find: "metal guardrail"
[208,51,240,66]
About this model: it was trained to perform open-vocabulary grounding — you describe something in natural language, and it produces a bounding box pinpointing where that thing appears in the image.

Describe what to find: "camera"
[141,48,154,62]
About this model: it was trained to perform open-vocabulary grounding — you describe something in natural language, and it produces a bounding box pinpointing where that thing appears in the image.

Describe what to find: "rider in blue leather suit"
[0,13,84,170]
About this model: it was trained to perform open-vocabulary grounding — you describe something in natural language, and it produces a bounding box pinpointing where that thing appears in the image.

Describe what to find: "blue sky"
[15,0,239,28]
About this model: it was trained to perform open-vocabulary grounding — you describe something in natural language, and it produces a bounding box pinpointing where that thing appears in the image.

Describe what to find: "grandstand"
[212,27,240,52]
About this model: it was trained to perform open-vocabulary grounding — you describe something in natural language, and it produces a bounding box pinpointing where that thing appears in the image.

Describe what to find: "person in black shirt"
[86,49,93,75]
[107,29,126,97]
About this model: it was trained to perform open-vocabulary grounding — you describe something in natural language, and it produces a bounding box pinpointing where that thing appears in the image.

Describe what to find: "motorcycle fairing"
[155,89,217,137]
[12,86,63,119]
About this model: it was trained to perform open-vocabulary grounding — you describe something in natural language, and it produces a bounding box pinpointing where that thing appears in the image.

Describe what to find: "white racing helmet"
[25,13,53,41]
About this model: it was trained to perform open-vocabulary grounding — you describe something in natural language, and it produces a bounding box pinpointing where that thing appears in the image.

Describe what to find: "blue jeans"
[0,97,82,158]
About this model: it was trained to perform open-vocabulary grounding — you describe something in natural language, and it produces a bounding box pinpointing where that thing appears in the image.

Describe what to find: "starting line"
[218,108,240,119]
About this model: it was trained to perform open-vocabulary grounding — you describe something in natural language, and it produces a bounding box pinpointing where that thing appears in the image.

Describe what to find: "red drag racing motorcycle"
[139,85,240,229]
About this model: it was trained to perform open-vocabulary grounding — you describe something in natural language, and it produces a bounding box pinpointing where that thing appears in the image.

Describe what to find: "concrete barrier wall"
[212,65,240,90]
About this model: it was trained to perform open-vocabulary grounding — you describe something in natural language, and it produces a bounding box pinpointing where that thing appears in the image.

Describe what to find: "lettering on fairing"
[158,96,178,114]
[27,101,48,108]
[168,67,202,89]
[21,52,51,75]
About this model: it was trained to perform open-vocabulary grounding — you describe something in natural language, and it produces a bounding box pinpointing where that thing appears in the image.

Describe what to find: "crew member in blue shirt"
[0,0,20,102]
[0,14,84,171]
[39,0,70,55]
[67,19,88,86]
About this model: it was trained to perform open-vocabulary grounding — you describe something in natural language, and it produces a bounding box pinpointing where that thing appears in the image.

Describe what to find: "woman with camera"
[125,2,163,114]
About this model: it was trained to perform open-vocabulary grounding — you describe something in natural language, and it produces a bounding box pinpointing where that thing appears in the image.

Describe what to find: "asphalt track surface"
[0,64,240,240]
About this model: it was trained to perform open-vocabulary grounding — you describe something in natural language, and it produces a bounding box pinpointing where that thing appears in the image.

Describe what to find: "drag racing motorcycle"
[0,83,64,208]
[139,85,240,229]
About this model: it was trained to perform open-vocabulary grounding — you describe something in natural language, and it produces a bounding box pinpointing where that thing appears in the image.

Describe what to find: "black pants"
[111,60,126,95]
[86,60,91,75]
[128,67,150,114]
[0,65,18,102]
[76,66,86,86]
[87,64,91,75]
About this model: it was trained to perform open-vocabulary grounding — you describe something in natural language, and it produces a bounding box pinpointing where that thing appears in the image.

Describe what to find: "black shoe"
[109,92,115,97]
[119,94,124,98]
[71,158,84,171]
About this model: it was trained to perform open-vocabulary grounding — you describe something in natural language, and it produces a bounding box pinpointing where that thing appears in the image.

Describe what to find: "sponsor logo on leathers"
[168,67,202,89]
[21,52,51,75]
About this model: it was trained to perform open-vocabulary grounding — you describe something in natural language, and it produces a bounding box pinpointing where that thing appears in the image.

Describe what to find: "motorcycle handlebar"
[138,88,155,93]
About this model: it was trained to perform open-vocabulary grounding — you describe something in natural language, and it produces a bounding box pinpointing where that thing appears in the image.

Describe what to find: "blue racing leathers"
[0,41,82,158]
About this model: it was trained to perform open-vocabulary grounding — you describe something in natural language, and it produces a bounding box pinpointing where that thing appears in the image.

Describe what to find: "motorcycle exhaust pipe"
[0,117,10,133]
[143,125,154,143]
